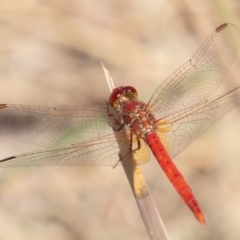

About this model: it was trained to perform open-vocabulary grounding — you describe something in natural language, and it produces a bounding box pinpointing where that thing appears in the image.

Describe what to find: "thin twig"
[102,63,169,240]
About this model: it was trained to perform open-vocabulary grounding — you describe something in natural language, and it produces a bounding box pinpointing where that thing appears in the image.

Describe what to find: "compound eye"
[109,86,124,106]
[108,86,138,107]
[122,86,138,101]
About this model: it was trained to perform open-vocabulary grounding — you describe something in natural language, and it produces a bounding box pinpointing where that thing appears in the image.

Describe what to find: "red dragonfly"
[0,23,240,224]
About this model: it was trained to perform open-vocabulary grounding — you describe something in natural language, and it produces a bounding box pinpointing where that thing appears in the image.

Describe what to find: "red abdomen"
[145,133,205,224]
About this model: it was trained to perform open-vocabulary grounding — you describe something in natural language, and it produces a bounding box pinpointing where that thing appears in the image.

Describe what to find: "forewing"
[156,86,240,158]
[149,23,240,119]
[0,104,111,148]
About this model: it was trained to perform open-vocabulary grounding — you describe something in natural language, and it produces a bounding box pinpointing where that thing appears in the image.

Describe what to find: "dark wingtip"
[216,23,228,32]
[0,104,7,109]
[0,156,16,163]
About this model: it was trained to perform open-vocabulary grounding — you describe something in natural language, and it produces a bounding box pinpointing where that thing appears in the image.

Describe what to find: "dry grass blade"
[103,64,169,240]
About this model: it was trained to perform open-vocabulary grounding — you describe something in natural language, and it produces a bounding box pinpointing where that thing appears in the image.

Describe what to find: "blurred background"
[0,0,240,240]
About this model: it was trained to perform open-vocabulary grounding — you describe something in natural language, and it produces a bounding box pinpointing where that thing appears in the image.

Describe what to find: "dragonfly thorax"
[123,101,157,138]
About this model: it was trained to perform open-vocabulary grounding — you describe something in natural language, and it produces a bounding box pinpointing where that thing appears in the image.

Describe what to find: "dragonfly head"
[109,86,138,109]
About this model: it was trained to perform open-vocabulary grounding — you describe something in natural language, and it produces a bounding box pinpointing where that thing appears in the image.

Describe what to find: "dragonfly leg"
[108,121,125,131]
[113,155,121,168]
[129,132,141,152]
[113,134,141,168]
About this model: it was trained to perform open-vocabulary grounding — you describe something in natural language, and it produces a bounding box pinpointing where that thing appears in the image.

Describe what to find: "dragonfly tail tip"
[196,213,206,225]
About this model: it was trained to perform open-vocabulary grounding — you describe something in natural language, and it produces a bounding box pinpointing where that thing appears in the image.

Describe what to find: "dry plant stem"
[103,64,169,240]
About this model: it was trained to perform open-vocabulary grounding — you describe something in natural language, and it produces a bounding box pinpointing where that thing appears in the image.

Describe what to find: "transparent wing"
[148,23,240,119]
[0,104,111,148]
[0,137,150,167]
[0,104,150,167]
[156,86,240,158]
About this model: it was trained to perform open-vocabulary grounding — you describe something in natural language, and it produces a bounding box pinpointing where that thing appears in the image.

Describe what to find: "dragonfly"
[0,23,240,224]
